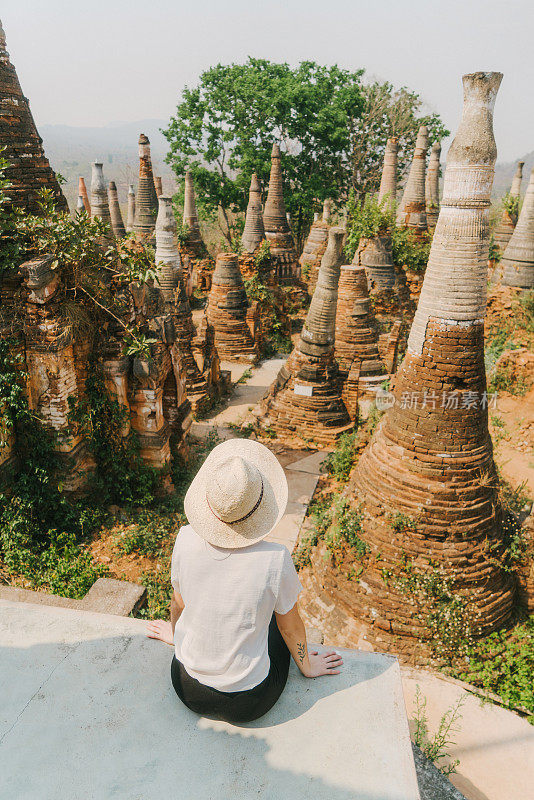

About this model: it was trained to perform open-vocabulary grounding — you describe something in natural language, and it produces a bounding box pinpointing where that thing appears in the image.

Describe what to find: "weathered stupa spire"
[154,196,210,396]
[78,177,90,214]
[75,195,86,216]
[263,143,298,281]
[501,167,534,288]
[206,253,258,362]
[334,264,389,420]
[108,181,126,239]
[0,18,66,211]
[378,137,398,209]
[261,227,352,444]
[510,160,524,198]
[396,125,429,233]
[133,134,158,239]
[425,141,441,228]
[340,72,514,651]
[300,202,330,294]
[181,170,206,258]
[126,184,135,233]
[154,175,163,197]
[241,173,265,253]
[154,195,181,298]
[90,162,113,231]
[493,161,524,254]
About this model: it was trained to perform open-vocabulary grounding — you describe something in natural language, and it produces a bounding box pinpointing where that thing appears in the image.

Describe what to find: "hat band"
[206,478,264,525]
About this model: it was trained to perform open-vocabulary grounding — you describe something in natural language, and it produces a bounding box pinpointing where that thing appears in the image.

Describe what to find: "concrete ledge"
[0,577,146,617]
[0,600,420,799]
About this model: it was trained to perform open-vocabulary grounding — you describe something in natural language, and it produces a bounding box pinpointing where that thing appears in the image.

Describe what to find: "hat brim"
[184,439,288,549]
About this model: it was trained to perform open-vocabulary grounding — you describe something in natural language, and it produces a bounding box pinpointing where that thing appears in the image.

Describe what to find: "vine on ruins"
[0,341,105,597]
[67,364,159,507]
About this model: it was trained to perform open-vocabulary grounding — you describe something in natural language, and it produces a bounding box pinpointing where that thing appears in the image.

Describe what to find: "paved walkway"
[190,358,325,552]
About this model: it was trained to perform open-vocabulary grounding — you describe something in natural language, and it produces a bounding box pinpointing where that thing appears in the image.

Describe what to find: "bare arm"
[146,588,184,645]
[275,603,343,678]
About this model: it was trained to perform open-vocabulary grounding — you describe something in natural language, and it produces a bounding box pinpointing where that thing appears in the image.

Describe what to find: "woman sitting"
[147,438,343,724]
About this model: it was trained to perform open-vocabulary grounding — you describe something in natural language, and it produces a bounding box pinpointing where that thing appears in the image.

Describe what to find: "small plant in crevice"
[501,191,520,224]
[413,685,466,776]
[488,235,502,263]
[389,511,420,533]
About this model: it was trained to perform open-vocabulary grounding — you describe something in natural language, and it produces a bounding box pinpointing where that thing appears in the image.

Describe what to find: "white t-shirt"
[170,525,303,692]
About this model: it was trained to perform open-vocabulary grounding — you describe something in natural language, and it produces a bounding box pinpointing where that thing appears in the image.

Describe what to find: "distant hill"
[39,119,533,211]
[39,119,177,212]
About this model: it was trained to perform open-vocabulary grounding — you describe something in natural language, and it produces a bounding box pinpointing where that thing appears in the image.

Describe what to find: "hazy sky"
[3,0,533,161]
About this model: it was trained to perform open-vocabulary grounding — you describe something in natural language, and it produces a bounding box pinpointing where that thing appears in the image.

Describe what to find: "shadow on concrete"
[0,628,416,800]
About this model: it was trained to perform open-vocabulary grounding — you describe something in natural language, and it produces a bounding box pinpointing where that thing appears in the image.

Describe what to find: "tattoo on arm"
[297,642,306,664]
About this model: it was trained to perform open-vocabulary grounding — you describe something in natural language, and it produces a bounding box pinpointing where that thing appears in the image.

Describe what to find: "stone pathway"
[190,358,326,553]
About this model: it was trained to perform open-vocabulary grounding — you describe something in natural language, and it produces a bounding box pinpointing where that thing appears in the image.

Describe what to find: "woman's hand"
[302,649,343,677]
[146,620,174,646]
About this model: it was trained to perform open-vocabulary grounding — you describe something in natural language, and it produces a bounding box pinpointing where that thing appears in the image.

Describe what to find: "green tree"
[164,59,449,249]
[164,59,365,247]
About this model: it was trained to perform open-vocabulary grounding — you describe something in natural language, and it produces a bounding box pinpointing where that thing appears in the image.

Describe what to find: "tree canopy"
[164,58,449,244]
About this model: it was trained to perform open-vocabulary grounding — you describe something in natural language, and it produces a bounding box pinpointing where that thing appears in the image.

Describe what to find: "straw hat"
[184,439,288,549]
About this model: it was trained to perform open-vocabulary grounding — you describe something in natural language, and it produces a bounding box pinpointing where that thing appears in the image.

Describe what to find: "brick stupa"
[126,184,135,233]
[154,196,219,407]
[334,265,392,420]
[133,134,158,240]
[493,160,524,254]
[108,181,126,239]
[396,125,429,234]
[181,171,206,259]
[241,173,265,254]
[206,252,258,362]
[330,72,514,654]
[300,199,331,294]
[90,163,113,241]
[263,143,298,282]
[0,20,66,212]
[378,137,398,210]
[260,227,352,445]
[78,177,90,214]
[425,141,441,228]
[501,167,534,288]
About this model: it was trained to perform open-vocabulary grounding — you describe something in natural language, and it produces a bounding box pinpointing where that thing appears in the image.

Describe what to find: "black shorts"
[171,615,290,724]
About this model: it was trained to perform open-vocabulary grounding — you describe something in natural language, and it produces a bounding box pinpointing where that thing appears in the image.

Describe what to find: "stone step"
[0,599,421,800]
[0,577,146,617]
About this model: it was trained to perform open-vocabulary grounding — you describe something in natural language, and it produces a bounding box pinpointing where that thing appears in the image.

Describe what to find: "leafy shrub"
[502,191,520,223]
[324,430,358,482]
[68,365,159,506]
[344,192,394,261]
[390,226,432,273]
[454,617,534,718]
[114,510,178,556]
[0,341,104,597]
